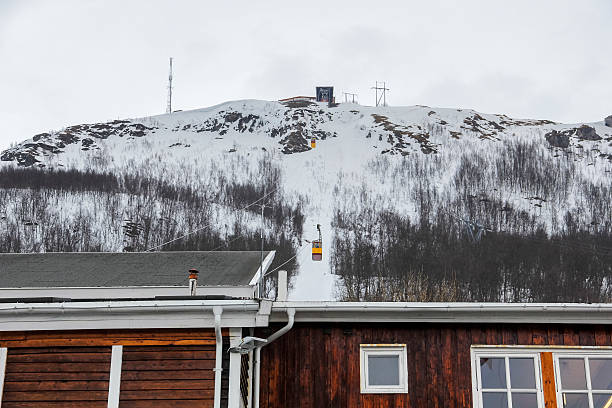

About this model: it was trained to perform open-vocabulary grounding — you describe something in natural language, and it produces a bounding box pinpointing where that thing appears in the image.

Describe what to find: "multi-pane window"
[359,344,408,393]
[473,352,543,408]
[555,355,612,408]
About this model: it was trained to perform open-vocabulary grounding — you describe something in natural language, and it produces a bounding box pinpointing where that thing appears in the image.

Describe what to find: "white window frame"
[359,344,408,394]
[471,348,544,408]
[553,351,612,408]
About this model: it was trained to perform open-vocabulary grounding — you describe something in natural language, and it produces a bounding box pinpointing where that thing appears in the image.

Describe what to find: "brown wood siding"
[2,346,111,408]
[119,343,228,408]
[258,323,612,408]
[0,328,223,348]
[0,329,228,407]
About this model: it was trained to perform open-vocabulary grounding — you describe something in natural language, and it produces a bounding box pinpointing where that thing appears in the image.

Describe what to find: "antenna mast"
[166,57,173,114]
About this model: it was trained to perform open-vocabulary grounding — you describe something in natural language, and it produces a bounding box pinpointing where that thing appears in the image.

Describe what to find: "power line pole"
[166,57,173,114]
[371,81,389,107]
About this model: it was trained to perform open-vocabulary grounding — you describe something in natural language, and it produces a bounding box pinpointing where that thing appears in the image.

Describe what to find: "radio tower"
[166,57,173,114]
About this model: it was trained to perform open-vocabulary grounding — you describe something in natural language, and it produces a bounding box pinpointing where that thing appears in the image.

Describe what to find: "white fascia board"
[0,285,254,299]
[248,250,277,286]
[0,300,267,331]
[269,301,612,324]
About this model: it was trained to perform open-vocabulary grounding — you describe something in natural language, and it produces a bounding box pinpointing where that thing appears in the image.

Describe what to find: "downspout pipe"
[254,307,295,408]
[213,306,223,408]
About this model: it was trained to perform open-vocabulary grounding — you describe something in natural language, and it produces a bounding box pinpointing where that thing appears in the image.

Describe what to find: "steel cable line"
[146,187,279,252]
[434,206,612,257]
[263,241,311,278]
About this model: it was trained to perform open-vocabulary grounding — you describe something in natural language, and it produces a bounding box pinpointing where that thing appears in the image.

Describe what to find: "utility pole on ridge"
[371,81,389,107]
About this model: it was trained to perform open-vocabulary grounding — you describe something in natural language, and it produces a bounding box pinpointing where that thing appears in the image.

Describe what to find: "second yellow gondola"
[312,224,322,261]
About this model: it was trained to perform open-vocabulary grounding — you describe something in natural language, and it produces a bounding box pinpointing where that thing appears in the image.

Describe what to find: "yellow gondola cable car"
[312,224,322,261]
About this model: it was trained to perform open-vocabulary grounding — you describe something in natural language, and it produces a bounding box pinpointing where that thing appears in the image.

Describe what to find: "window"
[555,354,612,408]
[359,344,408,393]
[472,350,544,408]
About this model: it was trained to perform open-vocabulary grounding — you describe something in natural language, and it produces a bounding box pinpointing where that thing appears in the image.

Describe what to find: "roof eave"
[269,301,612,324]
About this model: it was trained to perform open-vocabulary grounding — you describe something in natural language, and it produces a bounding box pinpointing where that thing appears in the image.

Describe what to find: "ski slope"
[2,100,611,300]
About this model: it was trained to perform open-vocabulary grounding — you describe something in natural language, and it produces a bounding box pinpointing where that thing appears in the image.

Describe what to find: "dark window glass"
[559,359,587,390]
[592,394,612,408]
[562,393,589,408]
[482,392,508,408]
[590,359,612,390]
[511,392,537,408]
[367,355,399,386]
[509,358,536,389]
[481,358,506,389]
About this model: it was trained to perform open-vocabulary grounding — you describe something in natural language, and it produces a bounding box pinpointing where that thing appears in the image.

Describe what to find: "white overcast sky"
[1,0,611,150]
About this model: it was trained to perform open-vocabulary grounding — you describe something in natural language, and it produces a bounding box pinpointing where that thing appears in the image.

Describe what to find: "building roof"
[0,251,273,288]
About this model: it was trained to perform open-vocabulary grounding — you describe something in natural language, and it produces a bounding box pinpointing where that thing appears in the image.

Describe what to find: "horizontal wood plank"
[119,389,215,400]
[0,329,223,348]
[120,370,215,381]
[122,360,215,371]
[7,352,112,363]
[4,372,111,381]
[122,346,216,352]
[6,362,111,373]
[0,339,217,347]
[122,350,216,360]
[117,400,214,408]
[3,390,109,401]
[119,379,217,391]
[2,402,107,408]
[3,381,109,392]
[9,347,111,354]
[0,329,220,341]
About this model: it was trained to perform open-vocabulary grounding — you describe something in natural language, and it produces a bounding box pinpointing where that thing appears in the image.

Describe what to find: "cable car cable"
[146,186,280,252]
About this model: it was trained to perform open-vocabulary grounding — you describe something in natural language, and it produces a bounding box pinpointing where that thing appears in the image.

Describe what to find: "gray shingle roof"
[0,251,270,288]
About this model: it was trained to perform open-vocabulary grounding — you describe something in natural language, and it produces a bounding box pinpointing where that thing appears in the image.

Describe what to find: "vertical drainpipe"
[213,306,223,408]
[253,308,295,408]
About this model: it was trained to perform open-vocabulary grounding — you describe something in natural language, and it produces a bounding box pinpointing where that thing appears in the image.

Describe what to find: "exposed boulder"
[575,125,601,141]
[605,115,612,127]
[545,130,570,148]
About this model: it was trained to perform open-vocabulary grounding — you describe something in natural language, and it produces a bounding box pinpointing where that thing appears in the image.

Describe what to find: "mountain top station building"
[0,251,610,408]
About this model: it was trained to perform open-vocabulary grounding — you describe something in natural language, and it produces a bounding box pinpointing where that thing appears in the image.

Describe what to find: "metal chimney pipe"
[188,268,199,296]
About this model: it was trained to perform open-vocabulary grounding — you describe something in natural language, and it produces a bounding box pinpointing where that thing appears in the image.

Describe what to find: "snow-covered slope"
[2,99,612,300]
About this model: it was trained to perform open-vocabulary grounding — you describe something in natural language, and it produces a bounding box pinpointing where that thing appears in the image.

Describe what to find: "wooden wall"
[119,345,228,408]
[0,329,229,408]
[3,346,111,408]
[258,323,612,408]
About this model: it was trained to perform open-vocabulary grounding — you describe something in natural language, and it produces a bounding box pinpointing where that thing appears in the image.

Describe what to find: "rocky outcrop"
[575,125,601,141]
[545,130,570,148]
[605,115,612,127]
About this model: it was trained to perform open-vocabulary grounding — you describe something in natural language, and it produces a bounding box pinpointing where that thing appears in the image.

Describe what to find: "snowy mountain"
[1,99,612,302]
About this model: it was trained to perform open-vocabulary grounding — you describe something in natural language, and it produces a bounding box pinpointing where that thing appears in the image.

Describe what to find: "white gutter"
[0,300,264,331]
[0,299,259,314]
[254,307,295,408]
[213,306,223,408]
[270,302,612,324]
[272,301,612,312]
